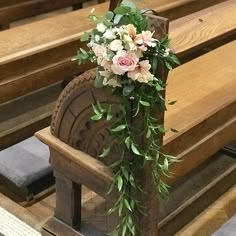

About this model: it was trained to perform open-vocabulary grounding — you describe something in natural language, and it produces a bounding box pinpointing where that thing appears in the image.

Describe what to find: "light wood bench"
[0,0,231,150]
[0,0,105,30]
[35,1,236,235]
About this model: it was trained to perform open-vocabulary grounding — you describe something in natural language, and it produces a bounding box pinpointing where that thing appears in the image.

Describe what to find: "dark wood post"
[109,0,121,11]
[54,170,82,228]
[132,14,169,236]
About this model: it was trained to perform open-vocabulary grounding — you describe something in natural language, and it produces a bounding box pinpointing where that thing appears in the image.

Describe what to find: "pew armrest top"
[35,127,113,182]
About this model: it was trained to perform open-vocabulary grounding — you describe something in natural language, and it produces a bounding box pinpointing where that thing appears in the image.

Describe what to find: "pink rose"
[111,50,138,75]
[128,60,154,83]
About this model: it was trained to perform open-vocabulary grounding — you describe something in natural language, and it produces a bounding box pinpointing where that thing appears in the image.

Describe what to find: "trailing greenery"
[74,1,180,235]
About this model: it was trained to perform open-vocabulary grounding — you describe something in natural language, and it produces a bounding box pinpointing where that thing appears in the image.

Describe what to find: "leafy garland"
[73,1,180,235]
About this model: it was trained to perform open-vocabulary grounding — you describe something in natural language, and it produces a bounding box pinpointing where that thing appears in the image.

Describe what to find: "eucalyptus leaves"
[74,1,179,235]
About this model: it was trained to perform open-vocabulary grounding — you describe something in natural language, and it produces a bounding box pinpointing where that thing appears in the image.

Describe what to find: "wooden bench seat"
[0,0,233,150]
[0,0,103,30]
[35,38,236,235]
[0,0,229,104]
[36,39,236,192]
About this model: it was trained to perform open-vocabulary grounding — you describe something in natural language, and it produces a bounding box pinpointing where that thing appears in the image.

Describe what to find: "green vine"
[74,1,180,235]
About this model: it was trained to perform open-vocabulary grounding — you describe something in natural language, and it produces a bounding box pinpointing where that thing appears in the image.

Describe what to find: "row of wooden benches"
[0,0,234,150]
[34,0,236,235]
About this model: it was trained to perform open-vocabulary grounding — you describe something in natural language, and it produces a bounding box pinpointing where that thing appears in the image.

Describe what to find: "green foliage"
[74,1,181,235]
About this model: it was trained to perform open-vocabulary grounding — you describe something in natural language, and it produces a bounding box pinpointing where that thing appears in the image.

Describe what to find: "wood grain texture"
[1,0,234,149]
[0,0,97,29]
[0,0,229,103]
[170,0,236,57]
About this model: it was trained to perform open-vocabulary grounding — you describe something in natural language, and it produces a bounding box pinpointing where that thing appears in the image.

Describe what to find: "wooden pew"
[35,1,236,235]
[0,0,231,150]
[0,0,105,30]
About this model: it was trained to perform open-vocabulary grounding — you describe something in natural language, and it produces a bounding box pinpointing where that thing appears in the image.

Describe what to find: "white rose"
[96,23,107,33]
[110,40,123,51]
[103,29,116,40]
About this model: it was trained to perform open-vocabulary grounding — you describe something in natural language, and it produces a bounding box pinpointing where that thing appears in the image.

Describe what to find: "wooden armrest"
[35,127,113,183]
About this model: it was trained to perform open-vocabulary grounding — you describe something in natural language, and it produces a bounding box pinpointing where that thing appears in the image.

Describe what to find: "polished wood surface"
[0,0,103,30]
[1,0,234,150]
[0,0,230,103]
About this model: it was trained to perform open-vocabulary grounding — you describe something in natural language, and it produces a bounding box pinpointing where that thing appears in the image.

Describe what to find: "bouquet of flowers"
[74,1,179,235]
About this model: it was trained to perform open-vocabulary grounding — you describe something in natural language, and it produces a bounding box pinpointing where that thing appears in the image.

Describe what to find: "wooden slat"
[170,0,236,57]
[0,0,229,103]
[0,0,92,29]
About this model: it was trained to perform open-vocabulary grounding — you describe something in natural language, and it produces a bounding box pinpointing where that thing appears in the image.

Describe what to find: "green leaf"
[117,176,123,192]
[99,147,111,158]
[91,114,102,120]
[155,83,164,91]
[123,85,135,96]
[146,129,151,138]
[114,6,131,15]
[80,48,87,54]
[121,167,129,181]
[168,100,177,105]
[157,125,165,134]
[122,224,127,236]
[80,32,90,42]
[131,143,141,156]
[121,0,136,11]
[170,128,178,133]
[106,105,113,121]
[92,104,100,115]
[124,199,132,211]
[125,136,131,149]
[139,100,150,107]
[163,158,169,172]
[171,54,181,65]
[114,14,123,24]
[94,74,104,88]
[97,101,105,113]
[105,11,114,20]
[151,56,158,74]
[165,60,172,70]
[111,124,126,132]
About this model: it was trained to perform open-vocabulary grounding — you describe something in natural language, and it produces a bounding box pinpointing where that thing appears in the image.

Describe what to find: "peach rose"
[128,60,154,83]
[135,31,157,51]
[126,24,136,39]
[111,50,138,75]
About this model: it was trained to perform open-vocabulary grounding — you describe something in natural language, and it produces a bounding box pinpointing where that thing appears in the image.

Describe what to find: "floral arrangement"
[74,1,180,235]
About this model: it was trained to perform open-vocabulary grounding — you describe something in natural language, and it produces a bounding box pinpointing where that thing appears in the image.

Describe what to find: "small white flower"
[96,23,107,33]
[87,40,94,47]
[110,40,123,51]
[103,29,116,40]
[90,8,95,13]
[163,48,171,57]
[95,35,100,42]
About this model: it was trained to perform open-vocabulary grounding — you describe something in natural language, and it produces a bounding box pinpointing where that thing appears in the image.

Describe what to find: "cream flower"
[103,77,121,87]
[126,24,136,39]
[128,60,154,83]
[96,23,107,33]
[110,40,123,51]
[103,29,116,40]
[111,50,138,75]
